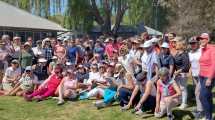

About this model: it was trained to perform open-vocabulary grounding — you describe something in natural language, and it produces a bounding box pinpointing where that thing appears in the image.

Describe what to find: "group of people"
[0,32,214,120]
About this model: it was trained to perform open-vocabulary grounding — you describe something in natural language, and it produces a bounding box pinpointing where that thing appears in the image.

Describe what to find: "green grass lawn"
[0,85,214,120]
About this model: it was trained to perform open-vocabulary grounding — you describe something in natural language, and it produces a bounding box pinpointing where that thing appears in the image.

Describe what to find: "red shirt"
[199,44,215,79]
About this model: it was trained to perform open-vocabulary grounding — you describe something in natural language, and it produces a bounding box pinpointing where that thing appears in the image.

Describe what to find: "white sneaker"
[57,100,65,105]
[178,103,188,110]
[154,112,163,118]
[199,117,206,120]
[135,109,145,116]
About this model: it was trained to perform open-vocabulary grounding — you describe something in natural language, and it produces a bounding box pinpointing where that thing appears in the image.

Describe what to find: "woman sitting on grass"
[79,63,109,100]
[117,72,135,108]
[93,64,126,109]
[154,67,181,120]
[7,66,38,96]
[57,69,78,105]
[121,71,157,116]
[2,59,21,93]
[24,65,63,102]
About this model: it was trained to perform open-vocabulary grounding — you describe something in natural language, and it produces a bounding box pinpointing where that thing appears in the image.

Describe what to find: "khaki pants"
[155,97,180,117]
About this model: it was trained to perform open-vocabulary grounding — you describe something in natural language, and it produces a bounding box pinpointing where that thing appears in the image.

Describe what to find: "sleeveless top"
[159,79,176,98]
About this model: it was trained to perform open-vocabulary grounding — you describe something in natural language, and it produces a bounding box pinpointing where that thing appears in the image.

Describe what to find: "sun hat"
[13,36,21,40]
[52,56,58,60]
[38,58,47,63]
[66,62,73,66]
[150,37,159,43]
[24,42,31,46]
[143,40,152,48]
[11,59,19,64]
[161,42,169,48]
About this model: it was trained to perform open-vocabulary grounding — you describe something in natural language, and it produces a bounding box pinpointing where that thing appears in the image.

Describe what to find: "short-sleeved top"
[2,67,21,83]
[105,44,115,58]
[42,47,53,61]
[141,51,158,81]
[32,47,43,57]
[11,45,21,59]
[188,49,201,77]
[94,47,105,56]
[76,72,89,83]
[86,72,100,84]
[0,48,8,70]
[158,53,174,69]
[174,52,190,73]
[55,45,66,58]
[63,77,77,90]
[67,46,78,62]
[33,65,48,81]
[136,80,156,97]
[20,51,33,68]
[19,74,38,90]
[118,55,134,74]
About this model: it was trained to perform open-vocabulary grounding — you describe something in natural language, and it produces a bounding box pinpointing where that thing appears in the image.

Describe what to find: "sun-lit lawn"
[0,85,214,120]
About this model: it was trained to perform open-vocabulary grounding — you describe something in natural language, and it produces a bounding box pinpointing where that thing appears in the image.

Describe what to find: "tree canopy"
[2,0,168,35]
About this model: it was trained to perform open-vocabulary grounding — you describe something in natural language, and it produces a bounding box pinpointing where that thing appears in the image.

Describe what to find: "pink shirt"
[105,44,115,58]
[199,44,215,79]
[158,80,176,98]
[63,77,77,90]
[47,74,62,90]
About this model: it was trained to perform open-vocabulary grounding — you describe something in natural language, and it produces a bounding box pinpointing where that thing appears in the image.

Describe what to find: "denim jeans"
[199,76,215,120]
[118,88,133,107]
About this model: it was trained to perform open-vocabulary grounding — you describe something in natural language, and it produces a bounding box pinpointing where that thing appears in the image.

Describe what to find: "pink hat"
[197,33,209,40]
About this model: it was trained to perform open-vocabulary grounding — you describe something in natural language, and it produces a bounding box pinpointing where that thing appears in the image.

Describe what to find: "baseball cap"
[197,33,209,40]
[25,66,32,71]
[189,37,198,43]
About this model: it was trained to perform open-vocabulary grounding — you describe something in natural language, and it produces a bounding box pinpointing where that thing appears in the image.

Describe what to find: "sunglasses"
[26,70,31,73]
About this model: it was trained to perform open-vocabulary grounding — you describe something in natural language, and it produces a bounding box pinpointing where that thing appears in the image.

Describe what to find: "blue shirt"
[67,46,78,63]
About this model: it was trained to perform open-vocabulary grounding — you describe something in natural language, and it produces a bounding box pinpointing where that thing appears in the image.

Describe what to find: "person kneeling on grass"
[57,69,78,105]
[7,66,38,96]
[121,71,157,116]
[154,67,181,120]
[24,65,63,102]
